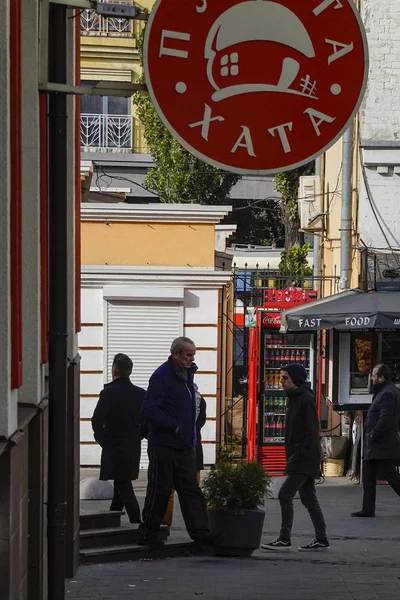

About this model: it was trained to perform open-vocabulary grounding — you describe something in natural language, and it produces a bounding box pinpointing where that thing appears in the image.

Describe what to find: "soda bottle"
[301,349,307,365]
[275,371,280,388]
[269,416,276,438]
[296,349,301,362]
[290,349,295,362]
[265,416,271,439]
[281,417,285,438]
[276,416,282,439]
[281,347,286,365]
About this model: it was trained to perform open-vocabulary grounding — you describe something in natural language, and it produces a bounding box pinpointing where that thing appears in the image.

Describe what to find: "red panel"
[234,312,244,327]
[261,312,281,328]
[74,13,81,333]
[247,328,257,462]
[259,445,286,476]
[39,94,49,364]
[263,288,318,309]
[10,0,22,387]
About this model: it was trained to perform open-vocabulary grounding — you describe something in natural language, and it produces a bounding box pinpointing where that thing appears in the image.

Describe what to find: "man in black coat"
[352,363,400,517]
[262,363,329,552]
[92,353,145,523]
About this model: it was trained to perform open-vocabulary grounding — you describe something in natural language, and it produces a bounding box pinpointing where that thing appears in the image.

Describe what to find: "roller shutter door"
[106,300,182,469]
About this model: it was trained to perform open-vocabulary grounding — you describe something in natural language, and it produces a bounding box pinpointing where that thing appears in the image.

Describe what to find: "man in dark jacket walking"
[352,363,400,517]
[262,363,329,552]
[92,353,145,523]
[138,337,218,549]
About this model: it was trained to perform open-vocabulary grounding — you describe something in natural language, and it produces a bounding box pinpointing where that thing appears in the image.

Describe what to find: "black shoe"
[351,510,375,517]
[261,538,291,551]
[136,537,165,549]
[298,539,330,551]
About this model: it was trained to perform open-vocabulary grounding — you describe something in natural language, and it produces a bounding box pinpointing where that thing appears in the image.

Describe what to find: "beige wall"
[320,123,361,297]
[81,221,216,266]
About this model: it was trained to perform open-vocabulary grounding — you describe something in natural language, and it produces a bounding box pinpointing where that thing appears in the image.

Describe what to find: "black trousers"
[110,480,141,523]
[139,445,210,543]
[362,459,400,514]
[278,473,327,542]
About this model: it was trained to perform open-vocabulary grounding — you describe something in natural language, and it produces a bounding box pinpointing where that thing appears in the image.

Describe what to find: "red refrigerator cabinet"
[259,327,314,474]
[247,289,318,475]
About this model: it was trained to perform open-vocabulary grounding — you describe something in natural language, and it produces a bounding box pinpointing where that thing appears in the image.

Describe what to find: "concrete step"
[80,526,169,549]
[80,541,195,564]
[80,511,124,531]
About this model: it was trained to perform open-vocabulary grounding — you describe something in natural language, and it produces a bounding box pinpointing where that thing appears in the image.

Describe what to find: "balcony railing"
[80,1,140,37]
[81,114,133,152]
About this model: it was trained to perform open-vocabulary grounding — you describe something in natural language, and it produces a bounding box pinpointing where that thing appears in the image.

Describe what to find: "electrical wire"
[359,149,400,267]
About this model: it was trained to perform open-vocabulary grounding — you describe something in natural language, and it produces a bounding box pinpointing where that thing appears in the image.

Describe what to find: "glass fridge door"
[262,330,312,444]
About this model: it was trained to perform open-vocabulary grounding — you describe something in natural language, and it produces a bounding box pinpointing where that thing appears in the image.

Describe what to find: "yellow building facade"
[80,0,154,152]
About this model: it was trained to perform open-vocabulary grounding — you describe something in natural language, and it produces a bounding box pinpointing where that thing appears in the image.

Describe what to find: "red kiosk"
[247,288,319,474]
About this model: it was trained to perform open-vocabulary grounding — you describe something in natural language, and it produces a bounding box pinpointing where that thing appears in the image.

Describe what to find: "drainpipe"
[313,157,321,289]
[340,125,353,290]
[47,3,68,598]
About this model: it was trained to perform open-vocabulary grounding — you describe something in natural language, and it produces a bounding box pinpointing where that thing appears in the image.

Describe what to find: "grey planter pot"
[208,508,265,557]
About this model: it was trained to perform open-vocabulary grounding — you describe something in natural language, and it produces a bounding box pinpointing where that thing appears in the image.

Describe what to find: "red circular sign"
[144,0,368,175]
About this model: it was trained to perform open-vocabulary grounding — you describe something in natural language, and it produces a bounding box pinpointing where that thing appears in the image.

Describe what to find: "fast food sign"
[143,0,368,175]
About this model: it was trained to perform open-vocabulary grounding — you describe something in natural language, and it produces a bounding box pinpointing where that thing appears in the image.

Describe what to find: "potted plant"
[202,461,270,557]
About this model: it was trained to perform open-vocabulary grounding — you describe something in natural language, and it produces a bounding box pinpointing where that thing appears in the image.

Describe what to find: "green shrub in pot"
[202,461,271,557]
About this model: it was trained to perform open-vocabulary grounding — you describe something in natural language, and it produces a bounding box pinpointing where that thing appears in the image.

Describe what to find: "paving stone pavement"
[66,556,400,599]
[71,476,400,599]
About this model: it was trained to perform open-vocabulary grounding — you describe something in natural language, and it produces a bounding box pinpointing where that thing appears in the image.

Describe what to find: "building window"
[80,80,132,151]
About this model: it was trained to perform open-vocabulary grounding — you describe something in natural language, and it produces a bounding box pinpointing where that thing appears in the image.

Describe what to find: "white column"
[0,0,15,436]
[19,0,42,405]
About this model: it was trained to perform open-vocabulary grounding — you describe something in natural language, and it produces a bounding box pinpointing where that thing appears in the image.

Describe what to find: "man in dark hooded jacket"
[352,363,400,517]
[262,363,329,552]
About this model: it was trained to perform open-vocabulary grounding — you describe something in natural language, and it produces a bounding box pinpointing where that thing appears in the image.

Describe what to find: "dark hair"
[112,353,133,377]
[375,364,391,381]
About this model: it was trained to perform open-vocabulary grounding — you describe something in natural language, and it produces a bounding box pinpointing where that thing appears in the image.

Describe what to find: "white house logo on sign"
[144,0,369,174]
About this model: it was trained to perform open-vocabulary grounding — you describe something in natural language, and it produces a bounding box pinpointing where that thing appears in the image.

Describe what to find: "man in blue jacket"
[138,337,218,549]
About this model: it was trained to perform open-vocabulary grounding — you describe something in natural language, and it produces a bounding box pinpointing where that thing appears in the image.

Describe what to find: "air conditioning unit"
[298,175,323,231]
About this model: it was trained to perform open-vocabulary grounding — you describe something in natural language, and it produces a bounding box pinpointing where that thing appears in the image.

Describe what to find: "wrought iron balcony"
[80,114,133,152]
[80,1,137,36]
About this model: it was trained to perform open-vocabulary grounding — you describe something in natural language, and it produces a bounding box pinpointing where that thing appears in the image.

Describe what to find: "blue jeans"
[278,473,327,542]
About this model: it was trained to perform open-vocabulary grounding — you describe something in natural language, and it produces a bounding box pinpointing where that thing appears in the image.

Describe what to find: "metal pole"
[314,157,321,292]
[47,3,69,598]
[340,125,353,289]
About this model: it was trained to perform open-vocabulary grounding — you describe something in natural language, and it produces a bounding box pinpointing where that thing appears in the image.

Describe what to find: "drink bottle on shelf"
[276,416,283,439]
[264,416,271,438]
[280,348,285,366]
[296,348,301,362]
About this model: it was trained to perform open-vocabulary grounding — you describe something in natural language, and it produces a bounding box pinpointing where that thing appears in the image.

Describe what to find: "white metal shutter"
[106,300,183,468]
